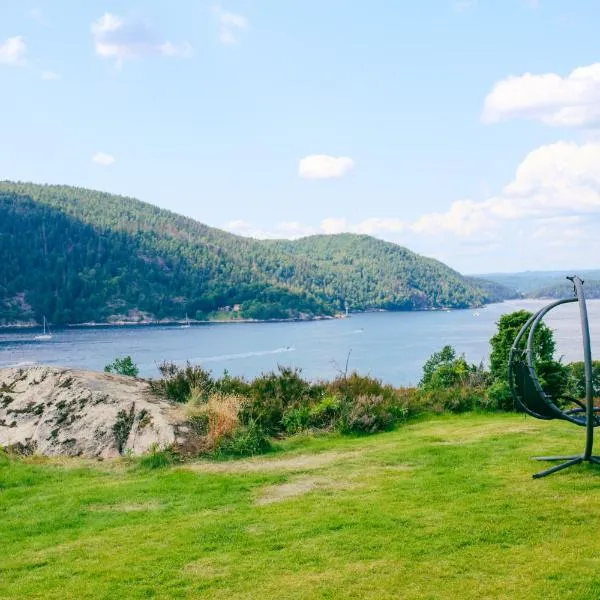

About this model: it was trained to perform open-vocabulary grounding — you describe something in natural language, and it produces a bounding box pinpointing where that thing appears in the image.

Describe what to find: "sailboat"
[180,313,191,329]
[34,316,52,340]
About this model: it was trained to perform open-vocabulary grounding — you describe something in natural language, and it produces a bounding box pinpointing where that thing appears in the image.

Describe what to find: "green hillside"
[0,182,510,326]
[529,279,600,299]
[475,270,600,297]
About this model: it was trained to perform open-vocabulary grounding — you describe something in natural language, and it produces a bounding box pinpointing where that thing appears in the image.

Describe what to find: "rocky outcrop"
[0,366,188,458]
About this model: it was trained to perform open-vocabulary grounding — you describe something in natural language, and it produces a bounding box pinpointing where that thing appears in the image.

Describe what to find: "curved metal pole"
[509,307,554,420]
[569,276,594,459]
[526,297,580,424]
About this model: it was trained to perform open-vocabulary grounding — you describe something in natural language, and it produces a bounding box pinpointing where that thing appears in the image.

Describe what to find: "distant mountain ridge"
[0,181,513,326]
[475,270,600,299]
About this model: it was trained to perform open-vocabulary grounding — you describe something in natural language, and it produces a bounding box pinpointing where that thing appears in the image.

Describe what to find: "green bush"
[486,380,513,411]
[215,421,272,457]
[240,366,322,435]
[419,345,487,391]
[339,394,396,434]
[104,356,139,378]
[418,385,489,414]
[139,444,181,469]
[328,372,393,400]
[282,405,311,434]
[565,361,600,398]
[113,404,136,454]
[489,310,568,402]
[308,394,342,429]
[149,362,215,403]
[214,370,251,397]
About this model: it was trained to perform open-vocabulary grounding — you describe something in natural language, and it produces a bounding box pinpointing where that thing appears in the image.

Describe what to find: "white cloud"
[160,41,193,58]
[41,70,60,81]
[0,36,27,66]
[411,199,496,238]
[91,13,192,65]
[212,5,248,44]
[92,152,115,166]
[225,141,600,270]
[482,62,600,127]
[409,141,600,239]
[224,217,407,240]
[275,221,319,237]
[299,155,355,180]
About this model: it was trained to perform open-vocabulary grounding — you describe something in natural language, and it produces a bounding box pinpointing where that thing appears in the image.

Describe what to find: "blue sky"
[1,0,600,273]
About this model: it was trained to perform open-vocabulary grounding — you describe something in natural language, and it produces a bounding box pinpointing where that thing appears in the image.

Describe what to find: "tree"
[488,310,567,410]
[419,345,472,390]
[104,356,139,378]
[489,310,555,381]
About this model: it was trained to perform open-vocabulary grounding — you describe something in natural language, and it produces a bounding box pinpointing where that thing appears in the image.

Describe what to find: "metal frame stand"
[531,276,599,478]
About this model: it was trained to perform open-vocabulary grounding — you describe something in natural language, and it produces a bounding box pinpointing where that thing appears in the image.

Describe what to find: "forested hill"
[0,182,512,326]
[476,270,600,299]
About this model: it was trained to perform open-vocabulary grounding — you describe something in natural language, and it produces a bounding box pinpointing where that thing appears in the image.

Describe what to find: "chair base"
[531,455,600,479]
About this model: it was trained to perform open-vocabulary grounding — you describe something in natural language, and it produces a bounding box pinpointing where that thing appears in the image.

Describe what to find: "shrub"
[489,310,568,402]
[340,394,396,434]
[104,356,139,378]
[113,404,136,454]
[214,370,251,397]
[308,394,342,429]
[328,371,392,400]
[177,393,247,455]
[282,405,311,434]
[139,444,180,469]
[537,360,569,405]
[565,361,600,398]
[204,394,243,446]
[486,380,513,411]
[418,385,489,414]
[215,420,272,457]
[490,311,555,380]
[149,362,215,403]
[241,366,322,435]
[419,345,485,391]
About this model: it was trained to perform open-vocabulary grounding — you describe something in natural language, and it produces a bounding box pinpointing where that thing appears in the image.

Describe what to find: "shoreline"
[0,304,501,331]
[0,314,345,331]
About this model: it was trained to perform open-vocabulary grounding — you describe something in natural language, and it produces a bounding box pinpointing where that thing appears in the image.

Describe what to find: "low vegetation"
[104,356,139,378]
[137,309,589,461]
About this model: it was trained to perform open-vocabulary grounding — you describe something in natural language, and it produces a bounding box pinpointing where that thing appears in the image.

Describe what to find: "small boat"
[473,311,480,317]
[180,314,191,329]
[34,316,52,340]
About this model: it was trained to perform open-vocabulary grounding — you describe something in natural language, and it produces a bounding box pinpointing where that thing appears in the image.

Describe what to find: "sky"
[1,1,600,274]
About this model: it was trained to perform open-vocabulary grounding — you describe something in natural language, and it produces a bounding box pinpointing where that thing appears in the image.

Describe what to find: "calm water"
[2,300,600,386]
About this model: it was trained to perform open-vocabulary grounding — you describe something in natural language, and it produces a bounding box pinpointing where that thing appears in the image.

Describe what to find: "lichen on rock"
[0,366,189,458]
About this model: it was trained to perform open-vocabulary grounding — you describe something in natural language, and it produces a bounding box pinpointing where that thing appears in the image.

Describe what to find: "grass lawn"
[3,413,600,599]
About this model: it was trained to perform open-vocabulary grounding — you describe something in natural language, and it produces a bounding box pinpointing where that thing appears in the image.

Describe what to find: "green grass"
[3,413,600,599]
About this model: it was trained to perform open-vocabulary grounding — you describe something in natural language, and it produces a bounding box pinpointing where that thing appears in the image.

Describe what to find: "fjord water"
[2,299,600,386]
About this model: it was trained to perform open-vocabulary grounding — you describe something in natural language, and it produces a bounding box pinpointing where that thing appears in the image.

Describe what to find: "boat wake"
[193,346,296,364]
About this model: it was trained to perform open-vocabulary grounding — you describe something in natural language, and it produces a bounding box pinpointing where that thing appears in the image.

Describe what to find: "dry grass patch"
[183,558,231,580]
[255,475,356,505]
[188,449,360,474]
[421,418,540,445]
[87,501,165,513]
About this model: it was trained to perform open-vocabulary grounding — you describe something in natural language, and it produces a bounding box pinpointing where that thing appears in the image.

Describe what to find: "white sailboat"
[180,313,191,329]
[34,316,52,340]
